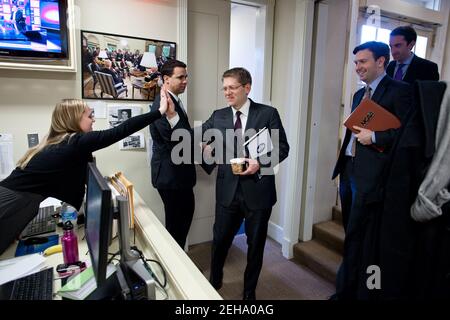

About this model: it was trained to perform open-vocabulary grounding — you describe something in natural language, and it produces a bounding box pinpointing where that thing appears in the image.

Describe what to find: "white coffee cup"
[230,158,246,174]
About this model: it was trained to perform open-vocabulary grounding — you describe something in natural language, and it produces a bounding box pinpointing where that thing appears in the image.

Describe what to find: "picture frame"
[81,30,176,101]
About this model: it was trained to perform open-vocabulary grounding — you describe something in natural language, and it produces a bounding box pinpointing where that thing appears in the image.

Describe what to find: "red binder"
[344,98,401,133]
[344,98,401,153]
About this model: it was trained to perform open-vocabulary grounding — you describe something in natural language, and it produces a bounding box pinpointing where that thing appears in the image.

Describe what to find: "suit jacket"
[100,68,123,85]
[202,99,289,210]
[149,93,196,189]
[357,81,448,299]
[332,75,412,195]
[386,54,439,84]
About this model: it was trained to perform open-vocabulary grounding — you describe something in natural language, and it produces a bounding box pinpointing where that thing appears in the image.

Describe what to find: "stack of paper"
[109,172,135,229]
[0,253,46,285]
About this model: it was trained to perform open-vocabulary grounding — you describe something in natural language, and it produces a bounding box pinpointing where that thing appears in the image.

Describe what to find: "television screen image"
[0,0,68,59]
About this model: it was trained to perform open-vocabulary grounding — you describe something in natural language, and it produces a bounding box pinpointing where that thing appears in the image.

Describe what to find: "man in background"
[387,26,439,83]
[101,60,124,85]
[11,2,26,32]
[149,59,195,249]
[332,41,411,299]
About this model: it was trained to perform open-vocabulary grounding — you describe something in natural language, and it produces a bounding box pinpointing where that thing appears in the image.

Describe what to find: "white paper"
[119,132,145,150]
[0,133,14,180]
[107,104,143,128]
[0,253,46,285]
[40,197,63,208]
[87,100,107,119]
[246,128,273,159]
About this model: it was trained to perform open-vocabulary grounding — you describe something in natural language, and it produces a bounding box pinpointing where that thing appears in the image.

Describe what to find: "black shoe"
[210,279,223,290]
[328,293,340,300]
[243,291,256,300]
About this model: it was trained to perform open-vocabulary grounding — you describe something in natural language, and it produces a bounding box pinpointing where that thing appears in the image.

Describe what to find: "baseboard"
[267,220,284,245]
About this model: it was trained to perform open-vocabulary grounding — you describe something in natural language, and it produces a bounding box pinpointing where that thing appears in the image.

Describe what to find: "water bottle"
[61,221,79,264]
[61,204,78,226]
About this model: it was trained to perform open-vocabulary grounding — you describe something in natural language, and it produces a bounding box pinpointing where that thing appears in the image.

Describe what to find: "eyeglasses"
[221,84,244,92]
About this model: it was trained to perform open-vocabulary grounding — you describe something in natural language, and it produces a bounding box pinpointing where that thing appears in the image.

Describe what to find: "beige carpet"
[188,235,335,300]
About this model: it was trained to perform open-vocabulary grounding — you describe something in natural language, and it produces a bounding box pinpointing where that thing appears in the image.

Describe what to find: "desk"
[0,191,221,300]
[131,80,158,100]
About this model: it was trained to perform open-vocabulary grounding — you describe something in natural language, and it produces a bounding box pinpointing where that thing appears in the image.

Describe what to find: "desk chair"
[95,71,128,99]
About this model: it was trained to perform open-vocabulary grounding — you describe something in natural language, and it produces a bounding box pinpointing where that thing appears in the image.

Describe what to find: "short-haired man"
[202,67,289,300]
[387,26,439,83]
[149,59,195,249]
[331,41,412,299]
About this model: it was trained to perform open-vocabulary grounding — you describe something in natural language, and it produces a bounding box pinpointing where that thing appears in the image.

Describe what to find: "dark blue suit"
[386,54,439,84]
[332,75,412,299]
[202,99,289,296]
[149,93,196,248]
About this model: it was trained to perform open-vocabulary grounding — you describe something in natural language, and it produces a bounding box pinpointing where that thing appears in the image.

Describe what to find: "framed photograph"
[81,30,176,101]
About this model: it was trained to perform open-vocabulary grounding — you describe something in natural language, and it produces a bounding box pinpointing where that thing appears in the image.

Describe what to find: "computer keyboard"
[21,206,56,238]
[10,268,54,300]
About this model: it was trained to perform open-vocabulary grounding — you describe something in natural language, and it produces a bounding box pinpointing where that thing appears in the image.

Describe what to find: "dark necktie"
[394,63,405,80]
[234,111,244,157]
[234,111,242,131]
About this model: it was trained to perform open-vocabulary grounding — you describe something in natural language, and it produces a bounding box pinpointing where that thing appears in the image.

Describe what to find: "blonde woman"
[0,92,173,253]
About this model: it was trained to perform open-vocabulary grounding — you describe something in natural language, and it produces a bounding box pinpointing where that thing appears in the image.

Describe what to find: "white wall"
[0,0,178,224]
[230,3,259,101]
[270,0,298,230]
[307,0,349,224]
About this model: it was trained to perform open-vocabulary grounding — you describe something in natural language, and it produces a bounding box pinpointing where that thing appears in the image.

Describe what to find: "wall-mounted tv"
[0,0,69,59]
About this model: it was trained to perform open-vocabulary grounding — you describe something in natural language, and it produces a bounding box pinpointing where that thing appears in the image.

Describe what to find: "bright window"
[360,25,428,58]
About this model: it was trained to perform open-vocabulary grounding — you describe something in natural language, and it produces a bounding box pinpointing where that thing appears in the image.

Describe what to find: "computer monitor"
[85,162,112,287]
[84,162,155,300]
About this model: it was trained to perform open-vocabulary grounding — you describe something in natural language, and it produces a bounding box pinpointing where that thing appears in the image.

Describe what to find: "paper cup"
[230,158,246,174]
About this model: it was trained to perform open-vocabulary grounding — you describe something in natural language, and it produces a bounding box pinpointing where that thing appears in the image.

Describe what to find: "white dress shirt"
[166,91,187,128]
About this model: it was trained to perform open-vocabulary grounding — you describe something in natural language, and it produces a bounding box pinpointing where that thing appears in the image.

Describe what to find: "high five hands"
[158,83,176,118]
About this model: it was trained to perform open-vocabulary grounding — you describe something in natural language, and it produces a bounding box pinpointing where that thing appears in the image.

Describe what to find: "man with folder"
[331,41,411,299]
[201,68,289,300]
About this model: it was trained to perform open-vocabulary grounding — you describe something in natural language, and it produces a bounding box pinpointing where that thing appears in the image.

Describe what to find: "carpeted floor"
[188,235,335,300]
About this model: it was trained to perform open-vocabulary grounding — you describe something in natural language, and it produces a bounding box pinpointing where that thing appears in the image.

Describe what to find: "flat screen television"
[0,0,69,59]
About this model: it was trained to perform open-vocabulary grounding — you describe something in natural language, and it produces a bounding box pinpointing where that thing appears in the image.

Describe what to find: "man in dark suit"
[149,59,195,249]
[387,26,439,84]
[101,60,124,85]
[331,41,411,299]
[202,68,289,300]
[11,2,26,32]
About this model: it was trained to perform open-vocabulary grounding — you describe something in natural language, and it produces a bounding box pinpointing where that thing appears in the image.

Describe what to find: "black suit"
[332,75,412,299]
[386,54,439,84]
[202,99,289,296]
[149,93,196,248]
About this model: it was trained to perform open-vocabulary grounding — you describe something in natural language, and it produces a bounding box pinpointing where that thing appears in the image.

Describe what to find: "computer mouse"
[24,236,49,246]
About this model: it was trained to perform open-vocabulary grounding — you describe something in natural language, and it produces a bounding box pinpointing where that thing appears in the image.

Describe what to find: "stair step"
[332,205,342,223]
[313,220,345,254]
[293,240,342,283]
